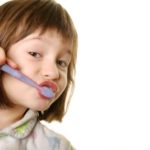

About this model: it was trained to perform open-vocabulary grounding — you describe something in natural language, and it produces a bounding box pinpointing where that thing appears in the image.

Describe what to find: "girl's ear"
[0,47,6,65]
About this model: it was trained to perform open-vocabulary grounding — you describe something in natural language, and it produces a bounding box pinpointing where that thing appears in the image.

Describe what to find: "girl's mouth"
[38,81,57,99]
[39,81,57,92]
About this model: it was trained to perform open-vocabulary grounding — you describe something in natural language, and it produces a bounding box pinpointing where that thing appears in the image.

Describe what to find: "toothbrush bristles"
[41,87,54,98]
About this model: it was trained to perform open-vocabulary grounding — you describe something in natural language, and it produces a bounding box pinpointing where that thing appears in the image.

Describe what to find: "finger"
[6,58,20,69]
[0,47,6,64]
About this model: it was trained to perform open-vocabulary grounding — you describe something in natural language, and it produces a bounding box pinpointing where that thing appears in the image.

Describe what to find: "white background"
[1,0,150,150]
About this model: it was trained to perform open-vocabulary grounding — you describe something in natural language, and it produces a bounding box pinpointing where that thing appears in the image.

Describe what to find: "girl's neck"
[0,106,27,130]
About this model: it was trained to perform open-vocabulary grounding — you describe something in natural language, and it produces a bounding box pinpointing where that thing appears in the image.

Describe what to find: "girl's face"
[2,29,72,111]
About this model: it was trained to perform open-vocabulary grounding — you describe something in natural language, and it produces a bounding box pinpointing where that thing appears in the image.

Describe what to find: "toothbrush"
[0,64,54,98]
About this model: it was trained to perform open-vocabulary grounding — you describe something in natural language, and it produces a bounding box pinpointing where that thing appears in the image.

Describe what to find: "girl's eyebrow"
[23,35,55,45]
[23,35,43,41]
[23,35,72,55]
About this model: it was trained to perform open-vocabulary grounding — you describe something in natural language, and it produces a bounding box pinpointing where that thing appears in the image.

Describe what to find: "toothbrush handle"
[1,64,39,89]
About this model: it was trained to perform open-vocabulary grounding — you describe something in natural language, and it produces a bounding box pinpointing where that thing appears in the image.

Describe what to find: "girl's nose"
[41,62,59,80]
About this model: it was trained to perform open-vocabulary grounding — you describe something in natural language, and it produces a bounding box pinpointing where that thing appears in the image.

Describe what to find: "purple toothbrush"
[0,64,54,98]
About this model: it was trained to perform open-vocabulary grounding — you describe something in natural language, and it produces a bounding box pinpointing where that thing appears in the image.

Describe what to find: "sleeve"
[39,122,77,150]
[60,138,77,150]
[70,145,77,150]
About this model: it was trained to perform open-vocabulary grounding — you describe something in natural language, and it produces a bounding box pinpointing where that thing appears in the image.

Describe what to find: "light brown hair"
[0,0,78,122]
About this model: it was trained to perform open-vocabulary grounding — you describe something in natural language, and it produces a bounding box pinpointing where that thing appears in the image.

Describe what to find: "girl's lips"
[39,81,57,93]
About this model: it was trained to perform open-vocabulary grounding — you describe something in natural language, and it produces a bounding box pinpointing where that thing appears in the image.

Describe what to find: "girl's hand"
[0,47,6,65]
[0,47,18,68]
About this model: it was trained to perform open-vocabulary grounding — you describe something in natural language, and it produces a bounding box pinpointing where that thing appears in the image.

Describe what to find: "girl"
[0,0,77,149]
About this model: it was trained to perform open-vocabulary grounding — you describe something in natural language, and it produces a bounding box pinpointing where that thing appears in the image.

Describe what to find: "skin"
[0,29,72,129]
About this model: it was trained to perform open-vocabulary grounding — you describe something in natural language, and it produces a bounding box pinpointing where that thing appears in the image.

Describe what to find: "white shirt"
[0,110,75,150]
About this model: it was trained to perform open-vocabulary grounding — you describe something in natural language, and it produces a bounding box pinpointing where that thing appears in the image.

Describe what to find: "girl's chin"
[31,100,53,112]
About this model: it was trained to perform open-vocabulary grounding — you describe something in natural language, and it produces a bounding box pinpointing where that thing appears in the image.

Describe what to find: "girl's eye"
[28,51,41,58]
[57,60,68,68]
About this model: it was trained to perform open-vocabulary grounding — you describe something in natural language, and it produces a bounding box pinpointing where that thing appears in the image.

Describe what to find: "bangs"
[0,0,77,49]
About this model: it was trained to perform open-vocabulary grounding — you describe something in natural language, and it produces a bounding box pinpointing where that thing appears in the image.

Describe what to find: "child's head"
[0,0,77,122]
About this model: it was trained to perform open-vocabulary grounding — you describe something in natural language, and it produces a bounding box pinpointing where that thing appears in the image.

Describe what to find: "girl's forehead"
[25,29,72,45]
[15,29,73,52]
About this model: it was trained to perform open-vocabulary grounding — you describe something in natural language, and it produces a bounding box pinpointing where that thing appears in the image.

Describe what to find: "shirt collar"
[0,109,38,139]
